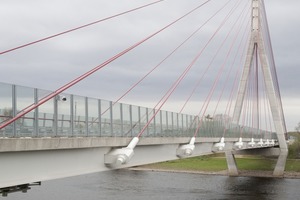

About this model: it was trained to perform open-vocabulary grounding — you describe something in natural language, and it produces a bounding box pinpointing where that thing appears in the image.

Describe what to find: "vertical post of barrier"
[186,115,189,136]
[120,103,123,136]
[70,95,74,137]
[153,109,156,136]
[160,111,163,136]
[129,105,133,137]
[179,113,182,137]
[176,113,179,136]
[138,106,141,134]
[98,99,101,136]
[165,111,169,136]
[53,95,58,137]
[85,97,88,136]
[12,85,17,137]
[34,88,38,137]
[146,108,149,136]
[109,101,113,137]
[189,115,193,137]
[61,115,64,136]
[171,112,174,137]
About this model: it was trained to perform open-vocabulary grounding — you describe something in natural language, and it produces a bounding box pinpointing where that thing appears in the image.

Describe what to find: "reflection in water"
[4,170,300,200]
[224,177,279,200]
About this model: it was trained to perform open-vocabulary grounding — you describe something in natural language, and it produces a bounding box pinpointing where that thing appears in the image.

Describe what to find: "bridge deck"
[0,136,278,189]
[0,137,256,152]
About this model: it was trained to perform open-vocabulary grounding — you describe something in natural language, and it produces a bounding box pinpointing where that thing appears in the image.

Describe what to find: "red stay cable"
[211,5,251,117]
[186,0,244,137]
[107,0,232,134]
[222,29,250,137]
[186,0,246,133]
[99,0,227,118]
[0,0,164,55]
[135,0,239,137]
[176,0,233,114]
[245,78,253,137]
[0,0,212,130]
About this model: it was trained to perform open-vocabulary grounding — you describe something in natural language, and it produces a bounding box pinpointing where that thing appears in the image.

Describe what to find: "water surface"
[5,170,300,200]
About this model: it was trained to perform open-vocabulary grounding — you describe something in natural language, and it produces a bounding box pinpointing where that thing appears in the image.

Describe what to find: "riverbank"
[130,155,300,179]
[130,167,300,179]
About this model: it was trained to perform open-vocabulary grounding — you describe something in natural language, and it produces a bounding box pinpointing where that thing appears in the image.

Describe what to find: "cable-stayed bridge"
[0,0,288,196]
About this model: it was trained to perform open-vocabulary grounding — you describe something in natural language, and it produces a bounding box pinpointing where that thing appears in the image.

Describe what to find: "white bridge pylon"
[230,0,288,176]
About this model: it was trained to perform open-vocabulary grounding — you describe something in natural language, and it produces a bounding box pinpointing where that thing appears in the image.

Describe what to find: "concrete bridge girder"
[0,137,278,189]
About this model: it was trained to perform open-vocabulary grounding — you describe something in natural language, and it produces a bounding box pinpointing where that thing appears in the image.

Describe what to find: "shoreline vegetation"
[131,133,300,179]
[130,155,300,179]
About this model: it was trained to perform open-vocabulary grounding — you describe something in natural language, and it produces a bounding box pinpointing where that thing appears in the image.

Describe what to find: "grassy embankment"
[143,155,300,172]
[144,132,300,172]
[143,132,300,172]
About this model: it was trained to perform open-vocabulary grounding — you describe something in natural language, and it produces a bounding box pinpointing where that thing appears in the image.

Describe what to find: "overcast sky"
[0,0,299,131]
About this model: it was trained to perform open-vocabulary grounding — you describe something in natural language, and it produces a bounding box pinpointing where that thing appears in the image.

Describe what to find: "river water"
[5,170,300,200]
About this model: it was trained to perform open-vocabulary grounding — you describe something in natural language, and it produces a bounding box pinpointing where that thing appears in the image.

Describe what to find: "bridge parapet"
[0,82,275,140]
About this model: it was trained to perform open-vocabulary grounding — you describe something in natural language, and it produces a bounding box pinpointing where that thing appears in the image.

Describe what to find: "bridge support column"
[225,151,238,176]
[272,130,288,176]
[273,149,288,177]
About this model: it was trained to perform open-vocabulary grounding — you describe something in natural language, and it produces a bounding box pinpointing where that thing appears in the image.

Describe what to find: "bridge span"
[0,76,285,195]
[0,136,280,191]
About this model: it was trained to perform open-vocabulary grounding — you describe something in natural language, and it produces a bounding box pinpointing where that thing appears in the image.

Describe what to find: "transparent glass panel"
[185,114,194,137]
[216,118,225,137]
[112,103,122,137]
[227,122,234,136]
[139,107,148,137]
[167,112,174,136]
[177,114,183,136]
[242,127,248,138]
[16,85,35,137]
[88,98,100,136]
[0,82,256,139]
[73,95,86,136]
[172,113,179,136]
[101,100,112,136]
[161,111,167,137]
[180,114,184,136]
[209,119,215,138]
[146,108,155,137]
[154,110,161,136]
[186,115,194,137]
[192,116,200,137]
[122,104,131,137]
[57,93,71,137]
[131,105,140,137]
[0,83,13,137]
[202,118,211,137]
[38,89,55,137]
